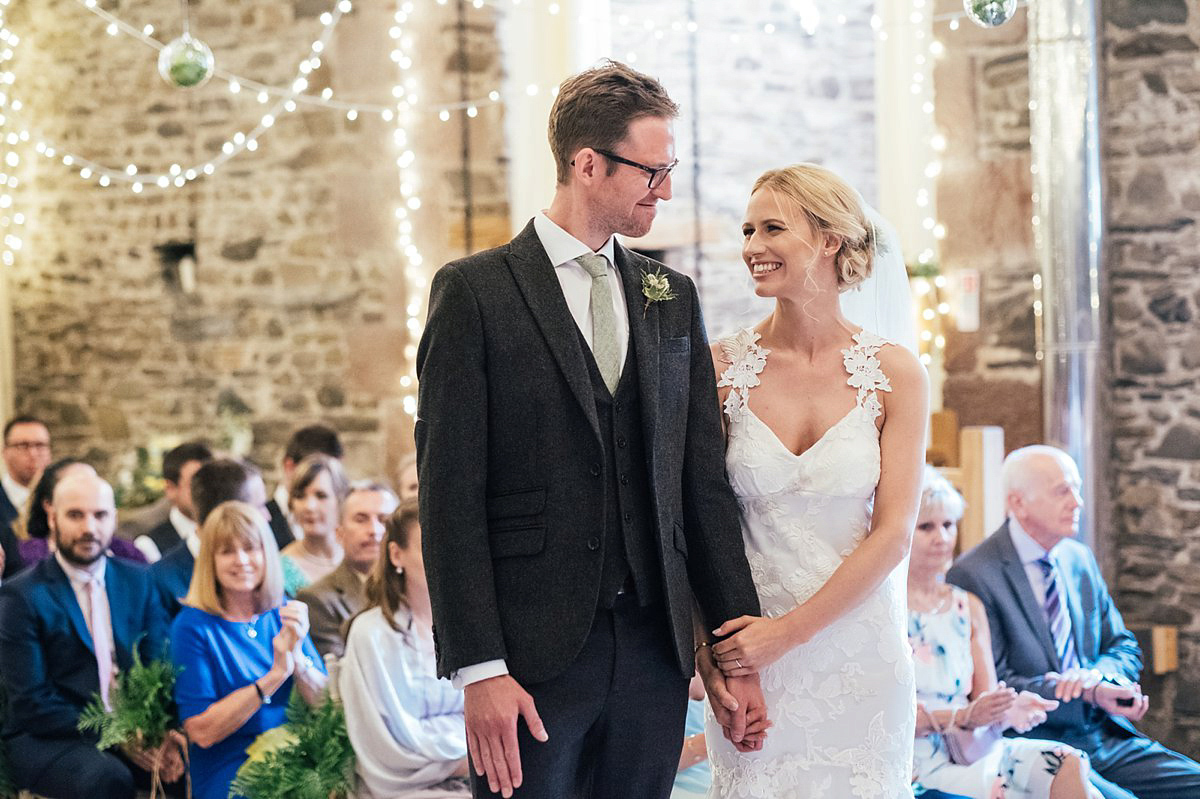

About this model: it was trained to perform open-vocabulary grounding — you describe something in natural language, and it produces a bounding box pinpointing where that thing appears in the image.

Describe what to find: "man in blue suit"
[1,415,52,579]
[948,445,1200,799]
[151,456,269,617]
[0,471,184,798]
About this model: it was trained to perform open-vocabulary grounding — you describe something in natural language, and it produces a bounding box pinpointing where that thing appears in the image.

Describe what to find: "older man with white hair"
[948,444,1200,799]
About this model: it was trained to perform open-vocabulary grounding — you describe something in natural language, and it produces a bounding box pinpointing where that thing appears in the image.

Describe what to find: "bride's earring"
[395,565,405,575]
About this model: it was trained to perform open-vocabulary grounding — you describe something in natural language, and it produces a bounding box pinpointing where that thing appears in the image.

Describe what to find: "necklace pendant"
[247,627,257,639]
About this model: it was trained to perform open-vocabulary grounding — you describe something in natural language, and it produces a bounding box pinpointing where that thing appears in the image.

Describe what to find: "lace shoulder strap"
[841,330,893,422]
[716,329,769,423]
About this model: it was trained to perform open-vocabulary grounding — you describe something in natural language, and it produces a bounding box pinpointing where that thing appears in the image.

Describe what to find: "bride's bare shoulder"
[877,343,929,404]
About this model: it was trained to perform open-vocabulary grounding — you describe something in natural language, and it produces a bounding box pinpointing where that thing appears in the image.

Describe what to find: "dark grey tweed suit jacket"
[416,220,760,684]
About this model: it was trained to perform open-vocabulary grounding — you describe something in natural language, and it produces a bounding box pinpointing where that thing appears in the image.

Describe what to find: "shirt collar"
[1,472,29,509]
[55,549,107,586]
[273,483,290,515]
[1009,516,1056,564]
[533,212,618,270]
[169,506,197,539]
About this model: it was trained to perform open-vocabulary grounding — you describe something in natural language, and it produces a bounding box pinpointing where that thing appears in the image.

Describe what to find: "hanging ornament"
[157,33,214,88]
[963,0,1018,28]
[157,0,214,89]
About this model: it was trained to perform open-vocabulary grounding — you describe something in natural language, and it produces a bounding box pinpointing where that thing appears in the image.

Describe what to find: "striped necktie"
[1038,556,1077,670]
[576,253,621,394]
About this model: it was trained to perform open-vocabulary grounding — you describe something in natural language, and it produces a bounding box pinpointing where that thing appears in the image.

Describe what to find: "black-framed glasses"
[4,441,49,452]
[594,148,678,189]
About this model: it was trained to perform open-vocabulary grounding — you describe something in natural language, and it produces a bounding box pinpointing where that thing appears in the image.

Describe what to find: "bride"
[696,163,927,796]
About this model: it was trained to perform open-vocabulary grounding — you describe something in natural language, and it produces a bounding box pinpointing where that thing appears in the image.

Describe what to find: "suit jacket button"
[587,537,600,551]
[620,474,629,485]
[617,436,627,448]
[590,464,601,477]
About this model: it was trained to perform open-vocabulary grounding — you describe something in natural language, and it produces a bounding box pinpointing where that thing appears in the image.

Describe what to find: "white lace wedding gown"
[705,329,915,798]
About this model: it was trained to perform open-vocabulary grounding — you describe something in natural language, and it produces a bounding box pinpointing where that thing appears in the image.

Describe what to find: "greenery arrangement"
[77,648,181,798]
[230,692,355,799]
[112,445,167,509]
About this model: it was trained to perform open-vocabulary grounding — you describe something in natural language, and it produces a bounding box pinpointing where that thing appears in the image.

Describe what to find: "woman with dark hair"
[338,499,469,798]
[14,458,146,568]
[280,454,348,596]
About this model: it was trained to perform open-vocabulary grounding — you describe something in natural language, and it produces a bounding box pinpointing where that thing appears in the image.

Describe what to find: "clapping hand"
[1046,667,1102,702]
[959,682,1016,729]
[1092,681,1150,722]
[1004,691,1058,733]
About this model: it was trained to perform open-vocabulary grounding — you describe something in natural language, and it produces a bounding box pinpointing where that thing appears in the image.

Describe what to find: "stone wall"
[4,0,509,489]
[1101,0,1200,757]
[609,0,877,338]
[933,1,1043,451]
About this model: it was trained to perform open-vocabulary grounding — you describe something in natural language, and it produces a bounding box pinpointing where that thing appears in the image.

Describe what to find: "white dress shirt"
[1,471,30,511]
[275,483,304,541]
[1007,516,1059,607]
[55,551,116,661]
[133,505,198,562]
[453,213,630,690]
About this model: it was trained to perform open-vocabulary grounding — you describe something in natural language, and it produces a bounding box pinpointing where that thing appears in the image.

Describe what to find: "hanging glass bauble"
[963,0,1018,28]
[157,33,215,89]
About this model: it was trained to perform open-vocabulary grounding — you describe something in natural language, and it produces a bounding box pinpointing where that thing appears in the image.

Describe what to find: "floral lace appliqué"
[842,330,893,422]
[718,329,770,423]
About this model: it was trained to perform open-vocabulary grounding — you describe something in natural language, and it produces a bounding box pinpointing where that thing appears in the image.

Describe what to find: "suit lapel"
[1060,556,1089,663]
[995,525,1061,669]
[506,222,600,441]
[105,563,134,664]
[615,243,661,469]
[45,557,96,654]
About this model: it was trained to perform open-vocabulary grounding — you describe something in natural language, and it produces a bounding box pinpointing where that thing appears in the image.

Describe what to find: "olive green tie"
[576,253,621,394]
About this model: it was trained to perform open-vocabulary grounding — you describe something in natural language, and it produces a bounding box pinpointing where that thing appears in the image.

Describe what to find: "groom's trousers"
[470,594,690,799]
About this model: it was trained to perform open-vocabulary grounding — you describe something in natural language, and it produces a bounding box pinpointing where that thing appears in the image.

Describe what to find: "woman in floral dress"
[908,467,1102,798]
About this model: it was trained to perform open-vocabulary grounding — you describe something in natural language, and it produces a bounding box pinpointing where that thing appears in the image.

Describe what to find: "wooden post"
[955,426,1006,554]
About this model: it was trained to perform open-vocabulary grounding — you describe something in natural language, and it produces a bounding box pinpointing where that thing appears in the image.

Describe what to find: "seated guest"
[909,467,1099,798]
[948,446,1200,799]
[170,501,327,799]
[296,480,398,658]
[670,675,711,799]
[266,423,345,550]
[0,471,184,798]
[16,458,146,567]
[133,440,214,562]
[1,415,49,578]
[339,500,469,798]
[280,454,348,596]
[396,451,419,501]
[152,457,269,617]
[1,414,52,530]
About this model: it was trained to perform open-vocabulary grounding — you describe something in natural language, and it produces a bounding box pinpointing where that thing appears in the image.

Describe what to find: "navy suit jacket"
[947,521,1143,736]
[151,541,195,618]
[0,482,16,528]
[265,498,294,551]
[0,555,169,752]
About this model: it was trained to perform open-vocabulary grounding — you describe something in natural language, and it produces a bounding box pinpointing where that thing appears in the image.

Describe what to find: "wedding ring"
[735,658,743,669]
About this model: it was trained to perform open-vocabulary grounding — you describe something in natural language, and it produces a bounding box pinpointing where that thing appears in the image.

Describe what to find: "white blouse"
[339,606,468,799]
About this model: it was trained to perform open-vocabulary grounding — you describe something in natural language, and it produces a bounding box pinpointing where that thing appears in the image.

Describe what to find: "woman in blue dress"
[170,500,328,799]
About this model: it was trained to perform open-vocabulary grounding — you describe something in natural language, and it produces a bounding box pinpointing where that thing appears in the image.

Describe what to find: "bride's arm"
[712,346,928,673]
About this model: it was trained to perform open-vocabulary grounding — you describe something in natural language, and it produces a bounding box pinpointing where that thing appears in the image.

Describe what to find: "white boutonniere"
[640,268,677,318]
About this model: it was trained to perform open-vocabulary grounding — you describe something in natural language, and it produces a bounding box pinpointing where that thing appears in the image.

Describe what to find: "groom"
[416,61,764,798]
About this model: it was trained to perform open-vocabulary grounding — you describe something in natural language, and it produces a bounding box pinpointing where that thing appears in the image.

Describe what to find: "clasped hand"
[710,614,796,676]
[695,640,771,753]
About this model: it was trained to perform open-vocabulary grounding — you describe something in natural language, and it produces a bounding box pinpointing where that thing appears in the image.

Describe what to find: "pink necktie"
[87,577,114,711]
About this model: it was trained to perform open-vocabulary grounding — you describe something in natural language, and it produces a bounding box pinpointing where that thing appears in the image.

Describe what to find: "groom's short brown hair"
[548,60,678,185]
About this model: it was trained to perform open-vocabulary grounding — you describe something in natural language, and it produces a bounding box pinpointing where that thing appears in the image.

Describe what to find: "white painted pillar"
[499,0,611,232]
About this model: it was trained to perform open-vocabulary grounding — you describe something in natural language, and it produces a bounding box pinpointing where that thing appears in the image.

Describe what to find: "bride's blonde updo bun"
[751,163,875,292]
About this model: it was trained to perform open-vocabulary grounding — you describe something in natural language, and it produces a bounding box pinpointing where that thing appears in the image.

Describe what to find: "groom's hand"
[697,645,769,752]
[465,675,549,798]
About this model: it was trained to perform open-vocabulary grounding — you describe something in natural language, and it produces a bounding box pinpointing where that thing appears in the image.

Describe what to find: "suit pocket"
[672,521,688,558]
[486,487,546,520]
[663,335,690,354]
[489,524,546,558]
